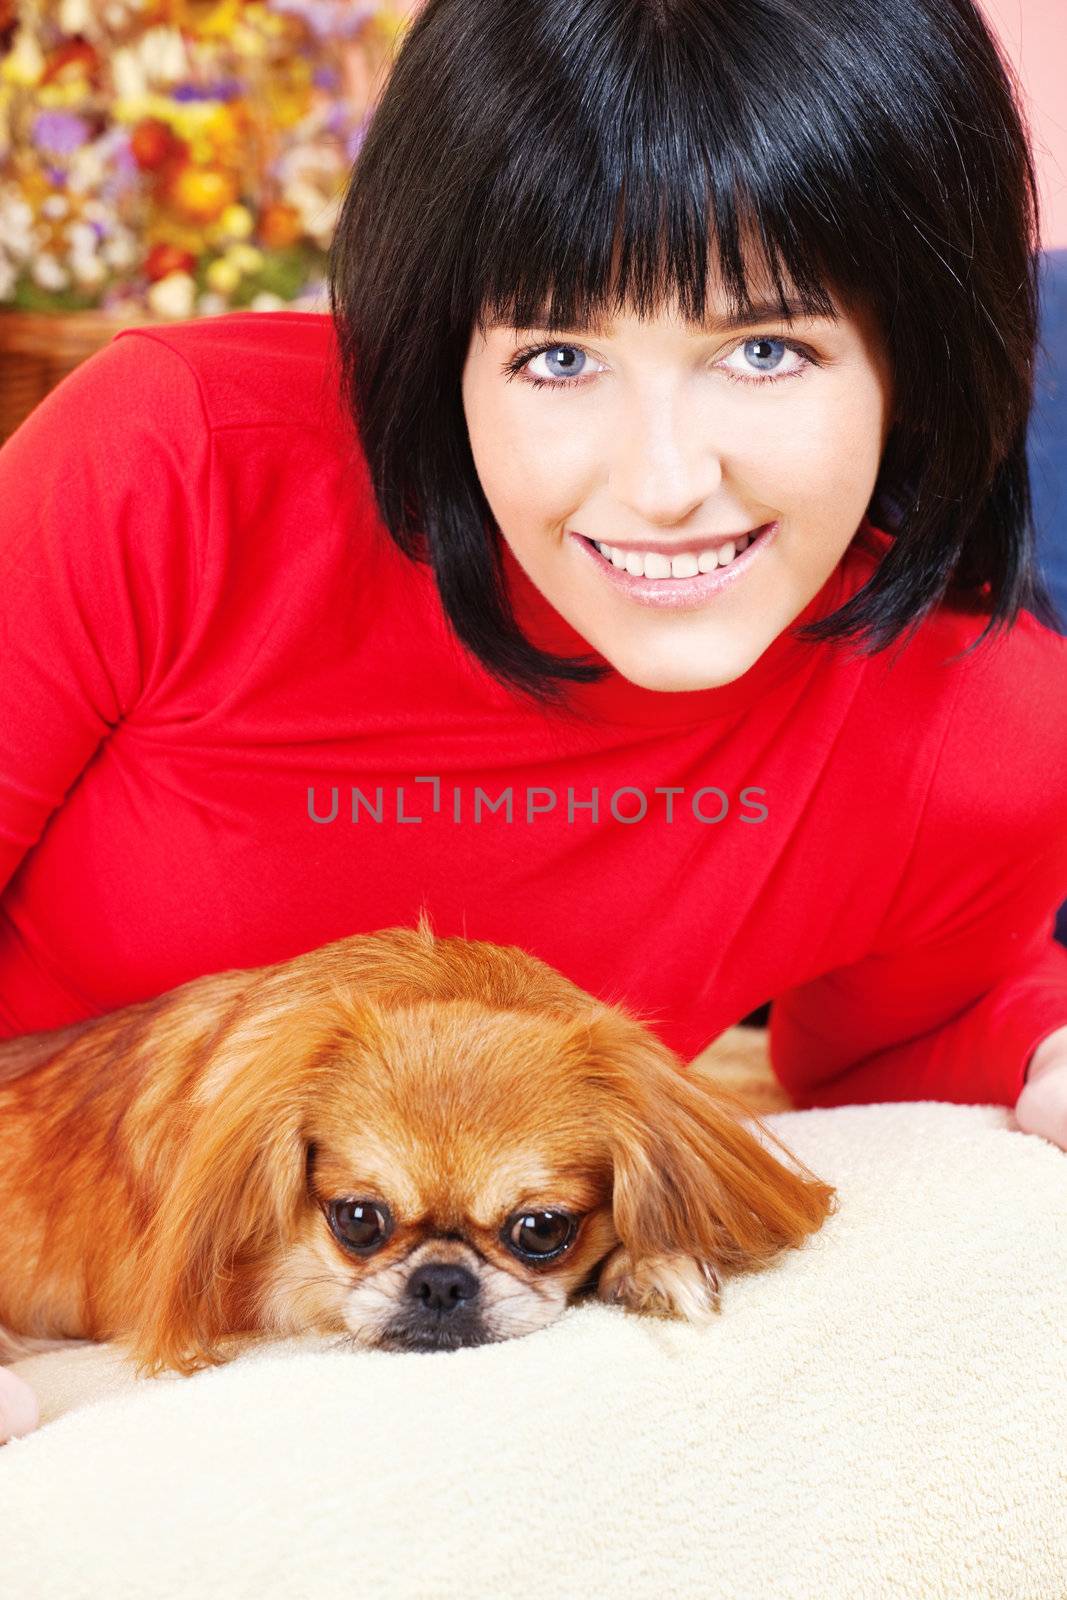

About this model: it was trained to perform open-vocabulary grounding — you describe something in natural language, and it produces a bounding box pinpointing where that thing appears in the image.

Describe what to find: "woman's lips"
[569,522,778,610]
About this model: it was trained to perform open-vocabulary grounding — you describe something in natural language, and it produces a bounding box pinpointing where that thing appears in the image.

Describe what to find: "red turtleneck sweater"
[1,312,1065,1109]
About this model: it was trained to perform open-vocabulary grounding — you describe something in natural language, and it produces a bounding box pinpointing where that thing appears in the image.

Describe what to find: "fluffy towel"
[1,1094,1065,1600]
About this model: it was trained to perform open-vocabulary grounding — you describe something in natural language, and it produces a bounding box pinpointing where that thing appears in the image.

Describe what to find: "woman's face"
[461,270,894,693]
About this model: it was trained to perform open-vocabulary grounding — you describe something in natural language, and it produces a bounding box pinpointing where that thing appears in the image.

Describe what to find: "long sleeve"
[768,614,1067,1111]
[769,921,1067,1110]
[0,333,208,901]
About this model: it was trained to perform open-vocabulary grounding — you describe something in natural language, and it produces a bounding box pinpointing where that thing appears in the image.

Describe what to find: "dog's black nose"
[407,1262,479,1314]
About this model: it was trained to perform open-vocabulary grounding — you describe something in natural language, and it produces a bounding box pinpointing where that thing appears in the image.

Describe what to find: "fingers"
[0,1366,40,1444]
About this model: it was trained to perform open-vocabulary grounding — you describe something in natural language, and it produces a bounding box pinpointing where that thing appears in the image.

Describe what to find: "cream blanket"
[1,1035,1065,1599]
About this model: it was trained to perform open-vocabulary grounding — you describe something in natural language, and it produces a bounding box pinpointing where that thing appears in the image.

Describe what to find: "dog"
[0,916,837,1442]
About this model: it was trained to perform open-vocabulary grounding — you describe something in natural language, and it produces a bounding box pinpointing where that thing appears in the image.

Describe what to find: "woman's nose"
[608,401,726,526]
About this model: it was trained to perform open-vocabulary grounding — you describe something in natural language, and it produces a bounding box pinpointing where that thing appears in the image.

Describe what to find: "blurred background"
[0,0,423,433]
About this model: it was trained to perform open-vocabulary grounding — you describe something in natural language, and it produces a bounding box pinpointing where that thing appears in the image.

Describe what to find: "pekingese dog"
[0,917,837,1443]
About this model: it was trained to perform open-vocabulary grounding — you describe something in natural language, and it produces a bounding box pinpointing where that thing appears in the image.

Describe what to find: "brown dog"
[0,918,836,1441]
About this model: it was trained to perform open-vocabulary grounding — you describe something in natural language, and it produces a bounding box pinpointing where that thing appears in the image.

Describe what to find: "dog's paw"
[595,1246,721,1324]
[0,1367,40,1445]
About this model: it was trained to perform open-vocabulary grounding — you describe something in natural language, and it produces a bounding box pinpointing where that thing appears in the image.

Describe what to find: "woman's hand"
[1013,1025,1067,1151]
[0,1367,39,1445]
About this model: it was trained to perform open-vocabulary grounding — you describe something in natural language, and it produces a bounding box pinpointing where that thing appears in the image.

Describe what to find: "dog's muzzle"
[382,1260,490,1352]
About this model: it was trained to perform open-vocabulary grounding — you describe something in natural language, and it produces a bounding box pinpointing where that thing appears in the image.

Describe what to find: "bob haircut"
[328,0,1063,712]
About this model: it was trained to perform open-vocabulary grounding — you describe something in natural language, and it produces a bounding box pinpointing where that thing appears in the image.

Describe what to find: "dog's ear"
[126,989,339,1378]
[586,1017,838,1322]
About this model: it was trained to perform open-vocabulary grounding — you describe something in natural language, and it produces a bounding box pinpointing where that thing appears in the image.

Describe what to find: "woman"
[0,0,1065,1141]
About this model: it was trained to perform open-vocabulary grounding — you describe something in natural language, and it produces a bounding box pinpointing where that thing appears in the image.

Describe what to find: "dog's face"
[284,1000,624,1354]
[128,925,836,1375]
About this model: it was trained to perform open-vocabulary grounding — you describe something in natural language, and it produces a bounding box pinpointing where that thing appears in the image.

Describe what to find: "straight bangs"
[329,0,1063,711]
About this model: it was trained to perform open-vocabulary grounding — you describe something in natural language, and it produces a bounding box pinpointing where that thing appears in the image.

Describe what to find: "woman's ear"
[586,1019,838,1323]
[126,994,334,1379]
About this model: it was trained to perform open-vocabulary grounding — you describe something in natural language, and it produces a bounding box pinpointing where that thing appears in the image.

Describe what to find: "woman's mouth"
[569,523,778,610]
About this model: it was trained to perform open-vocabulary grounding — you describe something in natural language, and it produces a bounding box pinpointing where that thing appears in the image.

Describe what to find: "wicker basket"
[0,309,164,446]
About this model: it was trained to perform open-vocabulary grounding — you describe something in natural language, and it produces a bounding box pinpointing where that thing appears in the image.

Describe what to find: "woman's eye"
[522,344,603,386]
[720,336,811,385]
[508,335,814,391]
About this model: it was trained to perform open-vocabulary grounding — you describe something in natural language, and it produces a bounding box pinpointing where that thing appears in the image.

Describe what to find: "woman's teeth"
[592,533,753,578]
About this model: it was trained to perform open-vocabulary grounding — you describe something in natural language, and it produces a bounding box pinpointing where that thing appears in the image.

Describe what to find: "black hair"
[327,0,1064,712]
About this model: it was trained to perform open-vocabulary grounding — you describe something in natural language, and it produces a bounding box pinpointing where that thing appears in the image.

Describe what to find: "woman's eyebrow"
[502,297,836,336]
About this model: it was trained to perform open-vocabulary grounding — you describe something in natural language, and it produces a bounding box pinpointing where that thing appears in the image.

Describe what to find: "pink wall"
[976,0,1067,247]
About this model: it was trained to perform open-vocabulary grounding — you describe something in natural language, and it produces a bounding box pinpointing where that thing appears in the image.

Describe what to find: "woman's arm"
[0,332,208,1034]
[1026,1023,1067,1082]
[768,927,1067,1113]
[768,594,1067,1118]
[1014,1023,1067,1149]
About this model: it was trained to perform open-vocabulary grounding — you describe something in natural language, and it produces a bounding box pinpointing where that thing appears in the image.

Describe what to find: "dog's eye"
[505,1210,577,1263]
[329,1199,392,1254]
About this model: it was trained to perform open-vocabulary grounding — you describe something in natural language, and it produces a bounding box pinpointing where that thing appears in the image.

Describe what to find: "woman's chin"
[599,642,755,694]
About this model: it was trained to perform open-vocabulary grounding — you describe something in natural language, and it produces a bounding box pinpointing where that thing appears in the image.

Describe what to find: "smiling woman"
[324,0,1066,1123]
[329,0,1061,706]
[0,0,1066,1371]
[461,288,893,690]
